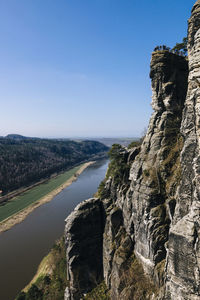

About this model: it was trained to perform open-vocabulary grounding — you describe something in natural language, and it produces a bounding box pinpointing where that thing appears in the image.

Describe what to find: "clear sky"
[0,0,195,138]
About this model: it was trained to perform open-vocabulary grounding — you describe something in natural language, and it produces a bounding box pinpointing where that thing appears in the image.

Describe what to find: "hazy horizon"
[1,133,140,139]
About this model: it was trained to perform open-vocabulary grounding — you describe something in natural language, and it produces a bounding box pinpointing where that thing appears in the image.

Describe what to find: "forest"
[0,135,108,194]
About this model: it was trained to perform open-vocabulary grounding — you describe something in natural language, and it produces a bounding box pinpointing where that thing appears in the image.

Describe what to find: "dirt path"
[0,161,95,234]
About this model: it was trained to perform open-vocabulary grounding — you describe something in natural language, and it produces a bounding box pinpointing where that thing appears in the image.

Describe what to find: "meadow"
[0,165,82,223]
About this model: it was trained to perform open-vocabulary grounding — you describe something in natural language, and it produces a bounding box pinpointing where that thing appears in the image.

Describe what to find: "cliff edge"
[64,2,200,299]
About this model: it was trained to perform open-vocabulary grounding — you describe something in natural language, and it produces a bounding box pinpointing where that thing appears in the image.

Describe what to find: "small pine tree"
[172,37,187,55]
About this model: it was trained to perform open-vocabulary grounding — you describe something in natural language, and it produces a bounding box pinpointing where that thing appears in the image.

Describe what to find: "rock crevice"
[64,2,200,299]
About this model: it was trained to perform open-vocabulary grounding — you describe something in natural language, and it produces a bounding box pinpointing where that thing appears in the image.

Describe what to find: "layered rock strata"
[165,1,200,298]
[64,1,200,299]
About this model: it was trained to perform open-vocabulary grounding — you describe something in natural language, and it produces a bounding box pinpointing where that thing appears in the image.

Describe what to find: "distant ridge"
[5,134,29,140]
[0,137,108,194]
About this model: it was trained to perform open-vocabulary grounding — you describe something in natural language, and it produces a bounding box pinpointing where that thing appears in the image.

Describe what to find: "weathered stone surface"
[64,2,200,299]
[127,50,188,278]
[95,48,188,299]
[64,52,189,300]
[103,205,134,299]
[165,2,200,298]
[64,198,105,300]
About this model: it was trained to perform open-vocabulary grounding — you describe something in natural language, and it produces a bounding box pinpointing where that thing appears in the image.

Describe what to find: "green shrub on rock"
[106,144,130,185]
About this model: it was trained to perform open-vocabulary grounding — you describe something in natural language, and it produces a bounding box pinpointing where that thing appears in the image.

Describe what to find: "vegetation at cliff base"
[84,281,110,300]
[119,255,158,299]
[16,237,68,300]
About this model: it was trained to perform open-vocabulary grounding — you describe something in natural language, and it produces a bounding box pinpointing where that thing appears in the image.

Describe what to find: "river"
[0,159,108,300]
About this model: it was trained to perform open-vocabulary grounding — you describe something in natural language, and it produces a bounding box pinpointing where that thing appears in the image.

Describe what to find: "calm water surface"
[0,159,108,300]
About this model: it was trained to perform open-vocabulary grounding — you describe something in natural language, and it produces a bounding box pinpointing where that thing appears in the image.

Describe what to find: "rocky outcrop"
[128,51,188,273]
[64,2,200,299]
[165,1,200,298]
[65,198,105,300]
[98,49,188,300]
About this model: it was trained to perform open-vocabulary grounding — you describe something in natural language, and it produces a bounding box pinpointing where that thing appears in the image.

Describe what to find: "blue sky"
[0,0,194,138]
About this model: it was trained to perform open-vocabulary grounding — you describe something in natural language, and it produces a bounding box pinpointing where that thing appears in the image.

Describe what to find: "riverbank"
[16,237,68,300]
[0,161,94,234]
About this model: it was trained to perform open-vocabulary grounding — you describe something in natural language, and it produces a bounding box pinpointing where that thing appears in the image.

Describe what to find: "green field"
[0,164,82,223]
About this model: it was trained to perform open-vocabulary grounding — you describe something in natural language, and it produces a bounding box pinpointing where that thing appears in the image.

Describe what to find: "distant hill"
[71,137,140,147]
[5,134,41,141]
[0,136,108,194]
[5,134,28,140]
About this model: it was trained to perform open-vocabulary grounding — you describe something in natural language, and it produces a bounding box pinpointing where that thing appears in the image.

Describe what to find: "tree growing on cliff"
[172,37,187,55]
[108,143,124,161]
[153,39,187,56]
[106,144,130,185]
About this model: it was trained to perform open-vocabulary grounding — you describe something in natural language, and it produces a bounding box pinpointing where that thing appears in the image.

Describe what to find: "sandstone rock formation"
[64,1,200,299]
[165,1,200,298]
[65,198,105,300]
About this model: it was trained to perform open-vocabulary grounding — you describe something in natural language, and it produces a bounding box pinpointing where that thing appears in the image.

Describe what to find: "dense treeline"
[0,135,108,194]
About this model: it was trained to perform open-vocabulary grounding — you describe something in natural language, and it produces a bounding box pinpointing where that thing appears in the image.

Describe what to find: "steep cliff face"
[128,51,188,272]
[64,2,200,299]
[100,50,188,300]
[165,1,200,299]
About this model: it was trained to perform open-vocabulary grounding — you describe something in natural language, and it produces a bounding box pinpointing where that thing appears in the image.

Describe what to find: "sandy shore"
[0,161,95,234]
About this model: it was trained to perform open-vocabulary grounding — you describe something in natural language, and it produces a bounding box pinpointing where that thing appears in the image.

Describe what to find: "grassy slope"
[16,237,111,300]
[16,237,68,300]
[0,165,81,222]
